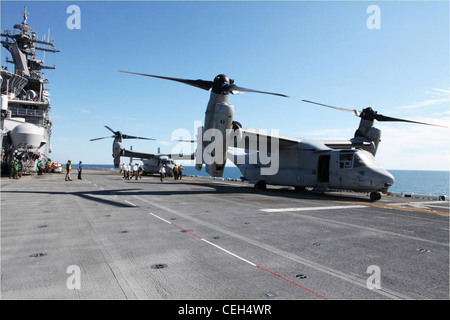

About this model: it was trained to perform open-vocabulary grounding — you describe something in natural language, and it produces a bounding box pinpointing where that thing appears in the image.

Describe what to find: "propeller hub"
[212,74,233,95]
[360,107,377,121]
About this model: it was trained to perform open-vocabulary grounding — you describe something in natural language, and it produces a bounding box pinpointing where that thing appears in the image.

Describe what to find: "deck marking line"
[140,204,328,299]
[100,183,328,299]
[136,206,172,224]
[106,191,137,208]
[426,204,449,209]
[203,237,327,299]
[124,200,136,207]
[255,265,327,300]
[169,222,203,239]
[201,239,257,267]
[260,205,366,213]
[185,230,203,240]
[170,222,184,230]
[341,201,449,216]
[137,198,328,299]
[128,186,417,299]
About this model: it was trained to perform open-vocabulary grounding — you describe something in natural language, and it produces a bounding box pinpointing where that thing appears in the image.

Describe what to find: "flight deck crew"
[138,165,143,179]
[65,160,72,181]
[18,160,23,178]
[133,163,139,180]
[37,160,43,175]
[159,164,166,182]
[178,165,183,180]
[173,165,178,180]
[121,163,127,178]
[77,161,83,180]
[123,163,130,180]
[10,159,19,179]
[128,163,133,180]
[9,160,15,179]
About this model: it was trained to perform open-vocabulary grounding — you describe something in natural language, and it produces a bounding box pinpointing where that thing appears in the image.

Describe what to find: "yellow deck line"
[340,201,449,216]
[177,179,449,216]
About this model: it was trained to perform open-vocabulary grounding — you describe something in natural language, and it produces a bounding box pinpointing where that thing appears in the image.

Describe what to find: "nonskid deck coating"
[1,169,449,299]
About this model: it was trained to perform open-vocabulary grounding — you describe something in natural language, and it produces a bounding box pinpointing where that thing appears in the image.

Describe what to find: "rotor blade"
[374,114,447,128]
[230,85,289,97]
[118,71,213,91]
[104,126,116,134]
[302,100,360,116]
[90,136,115,142]
[303,100,447,127]
[122,135,156,140]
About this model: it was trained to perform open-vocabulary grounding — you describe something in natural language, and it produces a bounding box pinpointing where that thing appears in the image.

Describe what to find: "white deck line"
[260,205,367,213]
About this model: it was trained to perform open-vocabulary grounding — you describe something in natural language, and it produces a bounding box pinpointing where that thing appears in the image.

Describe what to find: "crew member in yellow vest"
[65,160,72,181]
[173,165,179,180]
[178,164,183,180]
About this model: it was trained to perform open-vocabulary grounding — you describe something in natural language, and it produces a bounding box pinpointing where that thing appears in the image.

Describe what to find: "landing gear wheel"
[295,186,306,192]
[370,192,382,201]
[254,180,267,191]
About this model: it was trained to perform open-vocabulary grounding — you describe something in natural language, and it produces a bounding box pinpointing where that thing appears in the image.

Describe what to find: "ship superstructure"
[1,6,59,174]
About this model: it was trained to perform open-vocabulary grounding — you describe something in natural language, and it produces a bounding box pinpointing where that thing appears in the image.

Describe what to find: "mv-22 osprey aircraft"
[90,126,192,175]
[119,71,445,200]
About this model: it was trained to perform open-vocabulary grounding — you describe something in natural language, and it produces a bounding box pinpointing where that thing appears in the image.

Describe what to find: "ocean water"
[387,170,449,196]
[85,165,449,196]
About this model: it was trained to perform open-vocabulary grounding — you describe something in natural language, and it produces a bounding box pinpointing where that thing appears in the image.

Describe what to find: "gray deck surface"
[1,169,448,300]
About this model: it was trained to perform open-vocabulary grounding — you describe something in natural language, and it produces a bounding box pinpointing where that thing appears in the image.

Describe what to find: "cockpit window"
[356,152,375,167]
[339,153,353,169]
[353,152,376,168]
[340,151,376,169]
[353,154,365,168]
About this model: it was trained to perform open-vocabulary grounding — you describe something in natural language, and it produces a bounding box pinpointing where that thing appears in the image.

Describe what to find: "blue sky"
[2,1,449,170]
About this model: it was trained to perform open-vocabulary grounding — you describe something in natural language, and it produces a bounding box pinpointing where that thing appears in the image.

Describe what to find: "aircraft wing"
[158,153,195,160]
[323,140,374,152]
[121,149,194,160]
[233,128,302,151]
[121,149,156,159]
[233,128,374,152]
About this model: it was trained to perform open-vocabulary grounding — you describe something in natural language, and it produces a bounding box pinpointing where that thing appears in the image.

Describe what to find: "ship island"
[1,6,59,176]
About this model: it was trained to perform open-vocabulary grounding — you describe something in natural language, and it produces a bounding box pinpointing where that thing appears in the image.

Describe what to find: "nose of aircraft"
[383,170,395,188]
[369,167,395,190]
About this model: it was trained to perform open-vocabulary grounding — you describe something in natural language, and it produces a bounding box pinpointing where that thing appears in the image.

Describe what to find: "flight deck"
[1,169,448,300]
